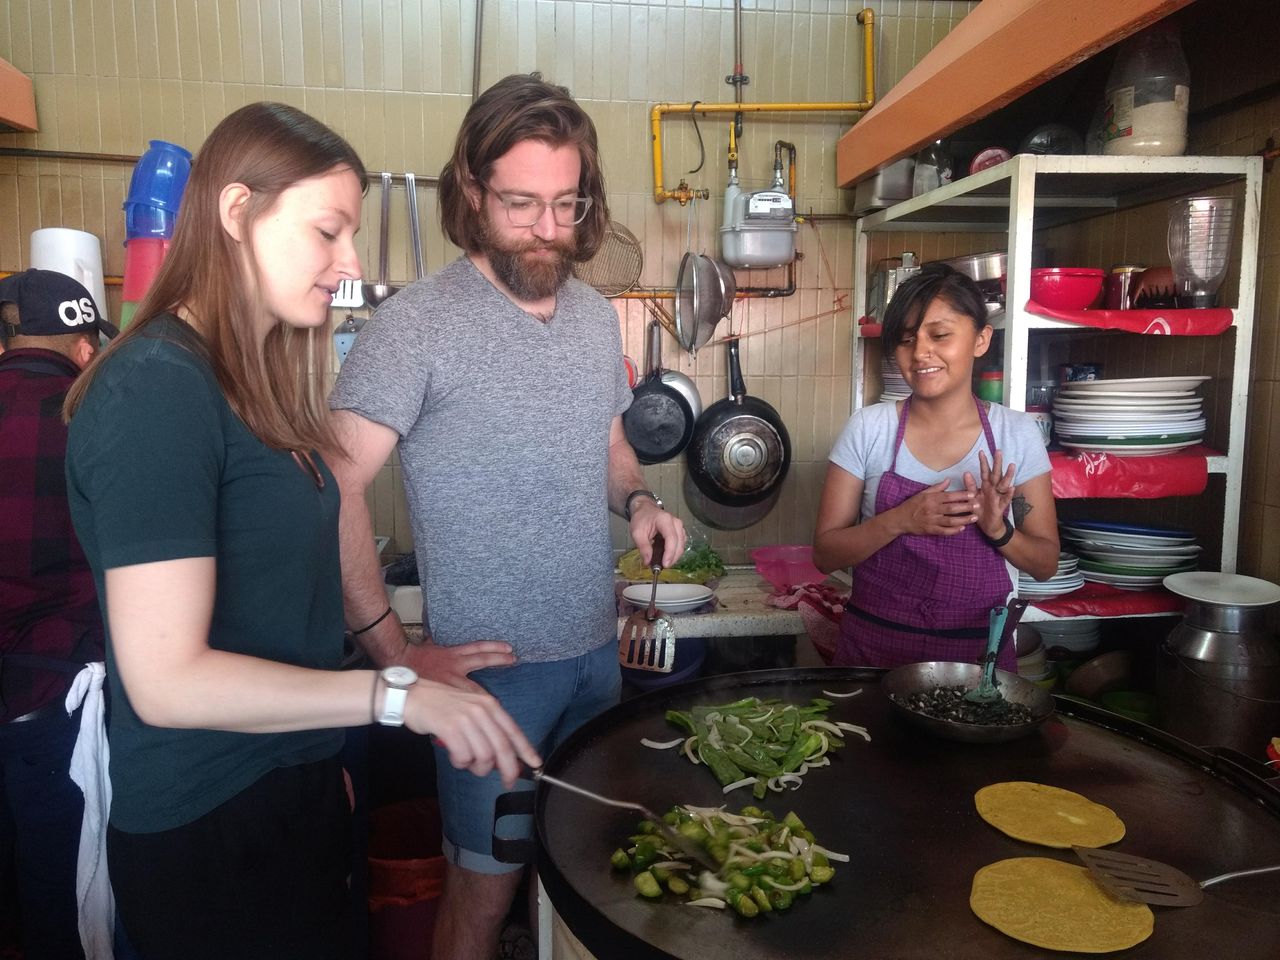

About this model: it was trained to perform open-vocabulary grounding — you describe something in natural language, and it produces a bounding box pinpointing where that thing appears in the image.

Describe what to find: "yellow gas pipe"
[649,8,875,205]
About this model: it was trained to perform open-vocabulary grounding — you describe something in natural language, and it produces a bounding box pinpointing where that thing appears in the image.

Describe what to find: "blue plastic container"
[123,139,192,228]
[124,201,179,239]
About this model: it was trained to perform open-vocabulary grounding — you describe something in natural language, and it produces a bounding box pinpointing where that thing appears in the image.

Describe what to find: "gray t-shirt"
[330,256,631,662]
[829,400,1052,522]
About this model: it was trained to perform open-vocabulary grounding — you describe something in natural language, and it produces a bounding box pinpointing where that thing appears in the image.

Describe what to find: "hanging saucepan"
[674,252,723,353]
[687,337,791,507]
[683,470,781,531]
[642,302,703,419]
[621,321,696,465]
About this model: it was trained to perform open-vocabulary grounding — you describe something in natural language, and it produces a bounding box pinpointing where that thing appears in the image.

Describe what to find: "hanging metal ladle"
[362,171,397,308]
[405,171,425,282]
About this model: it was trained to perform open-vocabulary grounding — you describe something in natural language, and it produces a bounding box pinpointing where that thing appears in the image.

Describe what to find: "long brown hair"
[65,102,367,456]
[438,73,609,261]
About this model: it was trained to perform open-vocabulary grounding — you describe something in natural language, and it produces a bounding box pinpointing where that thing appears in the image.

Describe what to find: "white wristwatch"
[377,666,418,726]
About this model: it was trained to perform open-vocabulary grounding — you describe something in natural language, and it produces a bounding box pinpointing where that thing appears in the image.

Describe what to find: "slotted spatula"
[1073,845,1280,906]
[618,533,676,673]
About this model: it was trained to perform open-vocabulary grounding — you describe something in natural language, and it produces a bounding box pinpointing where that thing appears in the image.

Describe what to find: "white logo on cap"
[58,297,98,329]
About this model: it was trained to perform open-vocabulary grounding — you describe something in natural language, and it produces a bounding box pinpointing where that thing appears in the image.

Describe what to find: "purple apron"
[834,396,1016,671]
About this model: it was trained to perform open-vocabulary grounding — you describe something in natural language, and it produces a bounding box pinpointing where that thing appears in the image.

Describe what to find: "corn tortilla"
[975,781,1125,849]
[971,857,1154,953]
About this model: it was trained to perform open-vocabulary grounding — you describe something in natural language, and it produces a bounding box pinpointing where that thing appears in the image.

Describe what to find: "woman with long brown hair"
[63,102,540,959]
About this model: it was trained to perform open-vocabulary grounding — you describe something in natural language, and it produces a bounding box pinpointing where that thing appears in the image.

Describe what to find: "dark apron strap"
[844,603,988,640]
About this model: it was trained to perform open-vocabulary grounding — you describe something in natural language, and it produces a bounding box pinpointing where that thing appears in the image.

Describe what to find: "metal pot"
[622,321,696,465]
[1156,573,1280,756]
[686,338,790,507]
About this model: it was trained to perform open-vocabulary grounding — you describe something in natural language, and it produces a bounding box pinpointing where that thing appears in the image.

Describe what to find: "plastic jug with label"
[1101,22,1190,157]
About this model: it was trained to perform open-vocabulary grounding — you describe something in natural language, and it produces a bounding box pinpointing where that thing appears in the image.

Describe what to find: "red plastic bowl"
[1030,267,1105,310]
[750,545,826,592]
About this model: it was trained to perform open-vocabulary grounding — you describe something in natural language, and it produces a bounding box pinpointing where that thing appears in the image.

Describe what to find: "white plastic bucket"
[30,228,110,323]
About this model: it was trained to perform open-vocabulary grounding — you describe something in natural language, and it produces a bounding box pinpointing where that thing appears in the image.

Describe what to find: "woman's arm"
[105,558,541,784]
[812,463,979,573]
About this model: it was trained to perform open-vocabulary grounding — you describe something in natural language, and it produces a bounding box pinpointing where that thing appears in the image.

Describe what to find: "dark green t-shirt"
[66,315,344,833]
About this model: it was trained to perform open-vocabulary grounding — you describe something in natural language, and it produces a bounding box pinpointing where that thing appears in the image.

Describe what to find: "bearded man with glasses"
[329,73,685,960]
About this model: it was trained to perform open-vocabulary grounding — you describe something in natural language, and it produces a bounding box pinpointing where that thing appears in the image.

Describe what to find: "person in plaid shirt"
[0,268,116,959]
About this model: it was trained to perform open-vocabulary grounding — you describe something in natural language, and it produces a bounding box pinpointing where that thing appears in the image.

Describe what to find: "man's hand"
[629,498,687,567]
[399,636,517,693]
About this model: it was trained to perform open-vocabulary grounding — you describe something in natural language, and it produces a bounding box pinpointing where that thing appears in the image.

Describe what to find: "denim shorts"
[434,641,620,874]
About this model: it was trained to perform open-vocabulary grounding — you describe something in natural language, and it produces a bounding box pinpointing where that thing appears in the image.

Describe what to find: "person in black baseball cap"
[0,268,119,359]
[0,266,112,959]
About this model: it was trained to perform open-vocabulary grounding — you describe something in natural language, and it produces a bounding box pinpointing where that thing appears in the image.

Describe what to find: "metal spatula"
[1073,845,1280,906]
[534,770,718,871]
[618,533,676,673]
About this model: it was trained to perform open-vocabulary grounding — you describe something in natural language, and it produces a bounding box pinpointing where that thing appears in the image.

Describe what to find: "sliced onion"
[697,871,729,895]
[821,688,863,698]
[641,737,685,750]
[653,859,692,871]
[811,844,850,863]
[716,811,767,826]
[771,773,803,791]
[722,776,758,794]
[684,737,701,764]
[686,898,727,909]
[803,719,845,737]
[835,721,871,741]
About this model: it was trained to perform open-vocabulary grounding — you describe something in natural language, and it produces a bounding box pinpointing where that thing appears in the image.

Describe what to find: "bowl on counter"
[1063,650,1132,699]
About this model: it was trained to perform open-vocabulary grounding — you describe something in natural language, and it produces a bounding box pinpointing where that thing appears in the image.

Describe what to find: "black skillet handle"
[491,787,537,865]
[1001,597,1029,652]
[727,337,746,402]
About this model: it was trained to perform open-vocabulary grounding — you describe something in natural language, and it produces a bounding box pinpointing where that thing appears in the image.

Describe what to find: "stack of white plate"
[1034,618,1102,657]
[1018,552,1084,599]
[1052,375,1210,455]
[1060,520,1200,590]
[880,354,911,403]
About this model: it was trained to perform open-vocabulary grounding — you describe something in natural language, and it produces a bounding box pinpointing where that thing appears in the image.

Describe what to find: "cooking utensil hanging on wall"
[674,251,723,354]
[686,337,791,507]
[405,171,425,281]
[573,220,644,296]
[682,470,782,530]
[699,256,737,352]
[641,301,702,419]
[621,321,696,465]
[362,172,397,308]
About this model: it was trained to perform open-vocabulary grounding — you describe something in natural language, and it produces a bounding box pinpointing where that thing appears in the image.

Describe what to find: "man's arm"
[330,410,515,687]
[606,415,686,567]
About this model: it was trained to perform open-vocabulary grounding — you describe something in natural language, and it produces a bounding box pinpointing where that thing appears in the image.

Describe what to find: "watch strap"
[985,517,1015,548]
[623,489,662,521]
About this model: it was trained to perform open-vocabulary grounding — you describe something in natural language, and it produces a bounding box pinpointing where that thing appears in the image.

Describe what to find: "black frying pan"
[622,322,696,465]
[686,337,790,506]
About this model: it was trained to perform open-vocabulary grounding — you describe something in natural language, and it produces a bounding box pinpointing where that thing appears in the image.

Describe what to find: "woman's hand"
[965,450,1016,539]
[891,479,979,537]
[405,680,542,789]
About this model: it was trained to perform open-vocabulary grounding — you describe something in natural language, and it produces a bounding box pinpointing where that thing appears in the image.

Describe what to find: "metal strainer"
[574,220,643,296]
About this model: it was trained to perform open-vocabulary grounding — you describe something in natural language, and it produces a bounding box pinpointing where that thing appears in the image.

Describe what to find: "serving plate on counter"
[620,583,714,613]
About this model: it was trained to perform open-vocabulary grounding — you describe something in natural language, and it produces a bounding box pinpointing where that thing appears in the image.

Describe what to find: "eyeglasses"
[483,185,593,228]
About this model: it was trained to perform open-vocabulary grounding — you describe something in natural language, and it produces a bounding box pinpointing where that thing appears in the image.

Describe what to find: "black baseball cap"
[0,268,119,340]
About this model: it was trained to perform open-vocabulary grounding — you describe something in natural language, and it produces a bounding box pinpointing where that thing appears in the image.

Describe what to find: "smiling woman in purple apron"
[814,264,1060,671]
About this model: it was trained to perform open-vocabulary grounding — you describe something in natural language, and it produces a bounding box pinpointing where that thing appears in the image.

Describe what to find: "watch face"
[382,666,417,688]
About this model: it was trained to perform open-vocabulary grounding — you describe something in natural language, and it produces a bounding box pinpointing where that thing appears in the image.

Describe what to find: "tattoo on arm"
[1012,495,1031,526]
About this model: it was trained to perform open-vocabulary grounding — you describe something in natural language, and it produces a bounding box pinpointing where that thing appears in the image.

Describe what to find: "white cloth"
[65,661,114,960]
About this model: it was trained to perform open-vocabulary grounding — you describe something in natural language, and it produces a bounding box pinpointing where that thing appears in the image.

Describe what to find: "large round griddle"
[535,667,1280,960]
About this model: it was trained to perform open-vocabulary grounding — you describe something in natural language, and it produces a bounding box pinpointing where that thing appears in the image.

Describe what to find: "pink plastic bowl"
[750,545,826,592]
[1030,268,1105,310]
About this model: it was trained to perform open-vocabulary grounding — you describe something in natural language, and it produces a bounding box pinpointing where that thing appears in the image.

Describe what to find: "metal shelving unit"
[851,153,1263,591]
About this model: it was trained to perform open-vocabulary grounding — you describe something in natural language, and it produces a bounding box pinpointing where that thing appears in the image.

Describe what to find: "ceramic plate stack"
[1060,520,1200,590]
[879,354,911,402]
[1052,375,1210,455]
[1033,619,1102,659]
[1018,552,1084,599]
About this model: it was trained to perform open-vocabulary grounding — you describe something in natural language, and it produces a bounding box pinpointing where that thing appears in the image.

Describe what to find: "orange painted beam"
[0,57,37,132]
[836,0,1191,188]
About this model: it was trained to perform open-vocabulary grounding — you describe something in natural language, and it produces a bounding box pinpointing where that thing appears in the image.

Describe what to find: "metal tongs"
[533,769,718,871]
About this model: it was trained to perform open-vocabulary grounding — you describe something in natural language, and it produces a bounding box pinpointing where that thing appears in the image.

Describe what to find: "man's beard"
[480,209,577,301]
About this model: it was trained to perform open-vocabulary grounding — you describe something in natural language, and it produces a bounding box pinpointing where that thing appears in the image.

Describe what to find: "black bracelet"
[351,606,393,636]
[985,518,1016,548]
